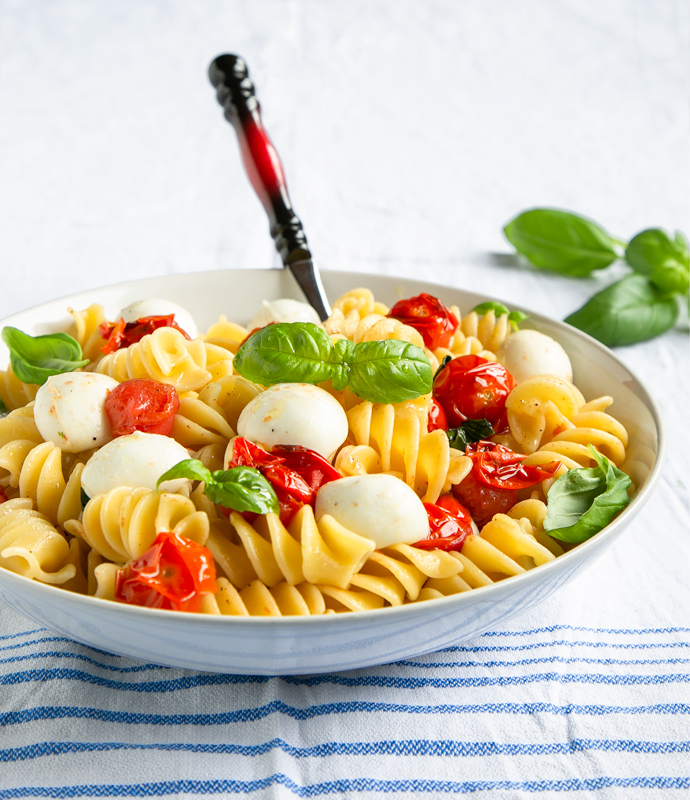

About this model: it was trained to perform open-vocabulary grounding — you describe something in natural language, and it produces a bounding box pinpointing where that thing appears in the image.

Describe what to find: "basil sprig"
[543,446,632,543]
[2,327,89,385]
[234,322,433,404]
[472,302,529,330]
[446,419,495,450]
[157,459,279,516]
[503,209,688,346]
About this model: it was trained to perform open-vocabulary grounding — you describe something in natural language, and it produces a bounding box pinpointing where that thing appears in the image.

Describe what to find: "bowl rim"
[0,267,666,629]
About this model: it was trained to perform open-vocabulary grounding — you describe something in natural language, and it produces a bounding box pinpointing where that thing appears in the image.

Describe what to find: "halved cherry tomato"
[415,494,474,551]
[105,379,180,437]
[0,487,8,503]
[465,441,559,490]
[115,531,217,612]
[432,354,516,432]
[227,437,340,524]
[427,398,448,432]
[387,293,458,350]
[100,315,191,355]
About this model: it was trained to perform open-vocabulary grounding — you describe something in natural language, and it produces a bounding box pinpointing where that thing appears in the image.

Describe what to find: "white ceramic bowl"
[0,269,663,674]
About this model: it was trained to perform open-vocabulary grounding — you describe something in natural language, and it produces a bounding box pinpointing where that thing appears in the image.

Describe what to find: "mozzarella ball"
[34,372,119,453]
[81,431,191,498]
[315,474,429,549]
[117,299,198,338]
[247,298,321,330]
[497,329,573,384]
[236,383,348,459]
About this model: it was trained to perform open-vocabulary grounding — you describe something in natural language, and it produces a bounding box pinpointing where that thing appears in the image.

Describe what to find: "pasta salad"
[0,288,634,616]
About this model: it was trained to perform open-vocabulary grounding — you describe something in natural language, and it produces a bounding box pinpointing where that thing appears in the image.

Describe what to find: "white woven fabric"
[0,0,687,797]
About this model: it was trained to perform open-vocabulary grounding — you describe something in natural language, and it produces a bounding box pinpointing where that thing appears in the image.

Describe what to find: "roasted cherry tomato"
[415,494,474,551]
[0,487,8,503]
[465,441,559,490]
[387,293,458,350]
[451,470,517,528]
[432,354,516,432]
[427,397,448,432]
[115,531,217,612]
[105,379,180,437]
[100,315,191,355]
[227,437,340,524]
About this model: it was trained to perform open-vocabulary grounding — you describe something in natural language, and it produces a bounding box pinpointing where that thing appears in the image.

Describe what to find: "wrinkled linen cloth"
[0,0,688,797]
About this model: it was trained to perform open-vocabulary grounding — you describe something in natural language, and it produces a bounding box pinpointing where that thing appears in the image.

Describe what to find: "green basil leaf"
[348,340,433,404]
[544,446,631,543]
[80,488,91,510]
[472,302,529,330]
[0,397,8,419]
[157,459,213,489]
[446,419,495,450]
[503,208,621,276]
[233,322,335,386]
[650,260,689,296]
[625,228,689,279]
[204,466,279,515]
[2,327,89,385]
[564,274,679,346]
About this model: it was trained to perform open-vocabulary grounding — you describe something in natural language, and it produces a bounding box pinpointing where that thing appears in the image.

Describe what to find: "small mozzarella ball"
[497,329,573,384]
[81,431,190,497]
[34,372,119,453]
[237,383,348,459]
[117,299,198,338]
[315,474,429,549]
[247,298,321,330]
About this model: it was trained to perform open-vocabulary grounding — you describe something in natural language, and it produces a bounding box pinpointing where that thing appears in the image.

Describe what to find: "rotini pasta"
[0,286,637,621]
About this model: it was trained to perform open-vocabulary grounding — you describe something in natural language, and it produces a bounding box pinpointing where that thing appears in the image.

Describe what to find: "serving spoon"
[208,54,331,320]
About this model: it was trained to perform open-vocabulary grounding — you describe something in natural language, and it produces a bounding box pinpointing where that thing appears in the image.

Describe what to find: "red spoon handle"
[209,54,310,265]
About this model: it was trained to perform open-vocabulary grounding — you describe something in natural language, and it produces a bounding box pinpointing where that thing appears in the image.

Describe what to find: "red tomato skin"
[427,398,448,432]
[387,293,459,350]
[0,487,8,503]
[115,531,217,612]
[105,379,180,437]
[432,355,516,432]
[100,315,191,355]
[466,441,559,490]
[451,470,517,528]
[227,438,341,524]
[415,494,474,551]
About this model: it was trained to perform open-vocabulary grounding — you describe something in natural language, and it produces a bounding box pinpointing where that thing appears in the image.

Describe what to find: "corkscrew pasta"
[0,287,636,618]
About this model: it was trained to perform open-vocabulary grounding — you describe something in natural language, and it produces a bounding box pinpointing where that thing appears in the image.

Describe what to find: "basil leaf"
[204,466,279,515]
[0,397,8,419]
[446,419,495,450]
[80,488,91,510]
[2,327,89,385]
[348,340,433,404]
[565,274,679,346]
[472,302,529,330]
[503,209,621,276]
[544,446,631,543]
[332,338,355,391]
[157,459,213,489]
[233,322,336,386]
[625,228,689,275]
[157,459,279,515]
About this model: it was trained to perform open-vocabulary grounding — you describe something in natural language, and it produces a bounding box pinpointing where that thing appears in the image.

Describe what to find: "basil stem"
[157,459,279,515]
[544,446,632,543]
[233,322,433,404]
[1,327,89,385]
[503,208,621,276]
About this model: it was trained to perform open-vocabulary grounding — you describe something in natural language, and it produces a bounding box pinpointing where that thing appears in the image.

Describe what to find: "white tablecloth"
[0,1,688,797]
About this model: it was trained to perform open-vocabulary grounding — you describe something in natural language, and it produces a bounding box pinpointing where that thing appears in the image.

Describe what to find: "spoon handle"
[208,54,310,266]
